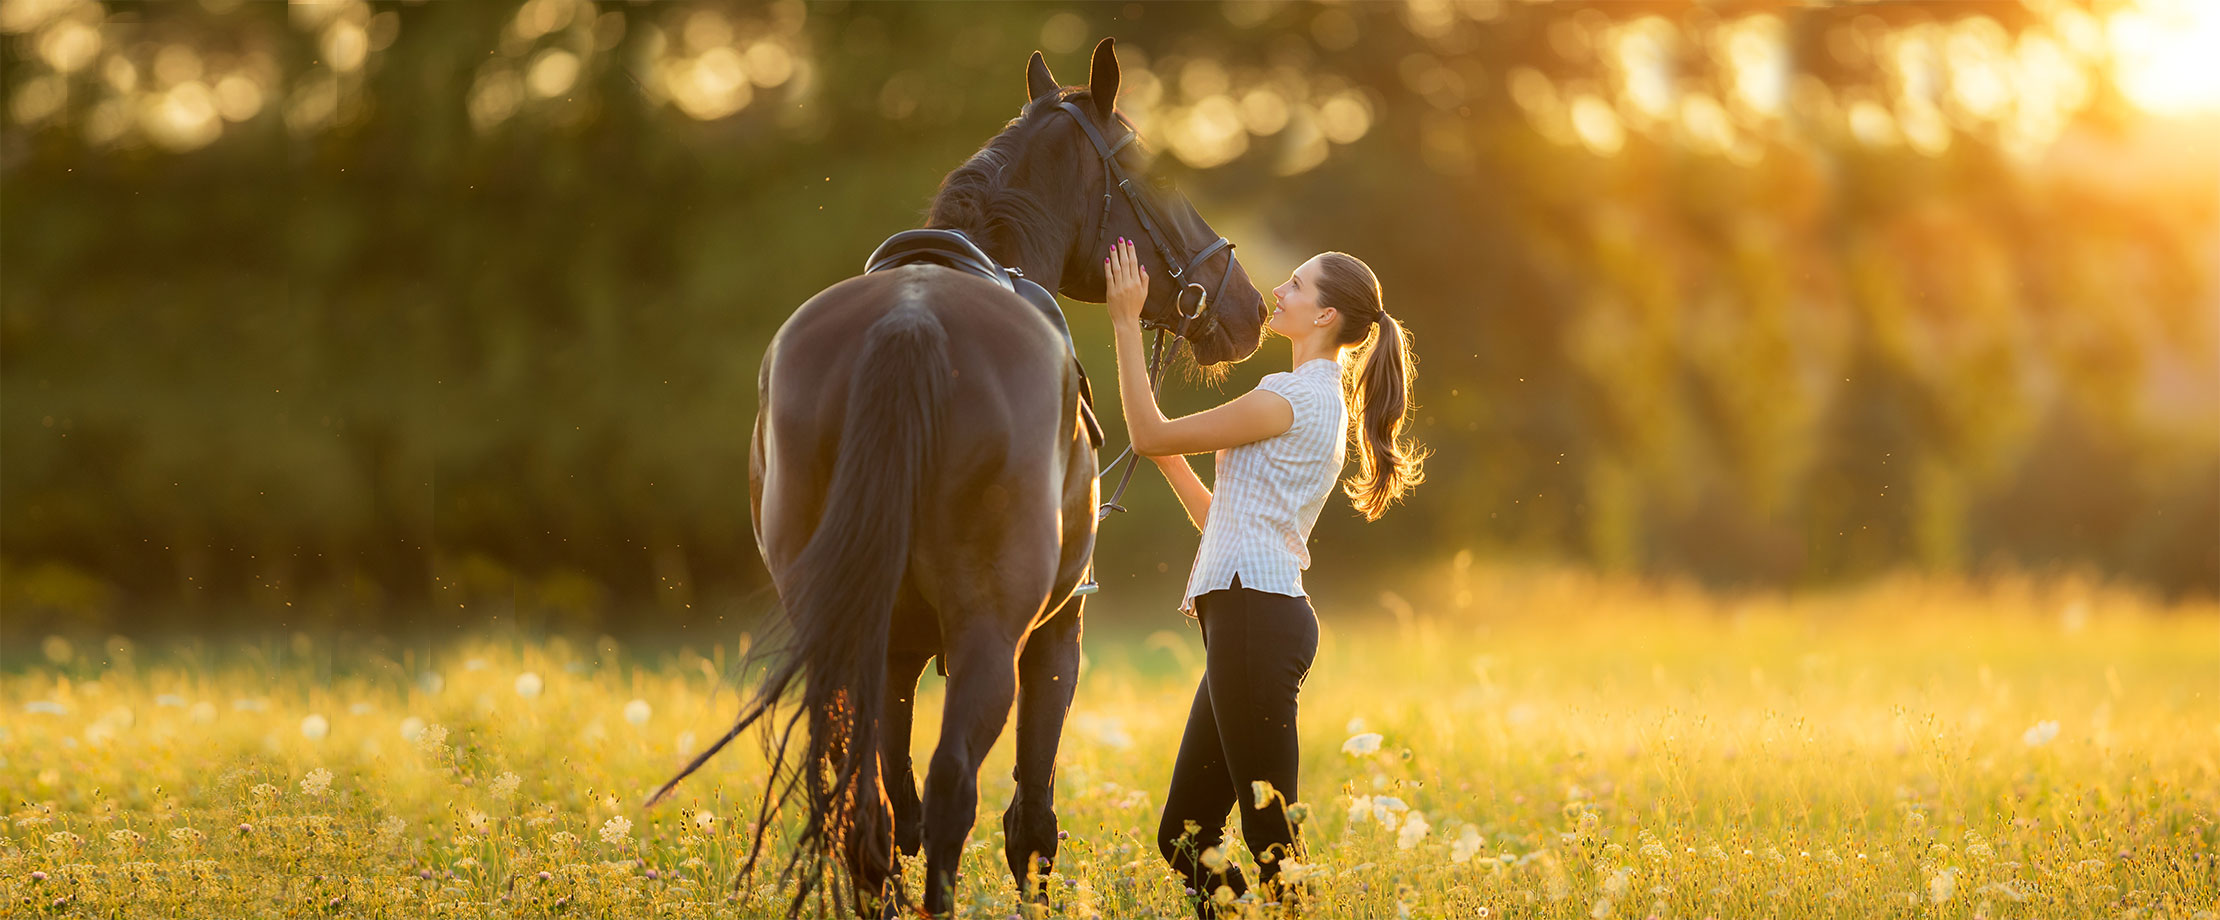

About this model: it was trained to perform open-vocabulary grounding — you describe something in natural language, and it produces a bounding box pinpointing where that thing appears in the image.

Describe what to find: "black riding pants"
[1156,575,1319,913]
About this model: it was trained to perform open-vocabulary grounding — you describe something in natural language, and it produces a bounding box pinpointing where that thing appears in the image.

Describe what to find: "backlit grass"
[3,567,2215,918]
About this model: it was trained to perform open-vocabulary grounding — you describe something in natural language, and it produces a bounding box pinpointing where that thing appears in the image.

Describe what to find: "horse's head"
[1028,39,1267,368]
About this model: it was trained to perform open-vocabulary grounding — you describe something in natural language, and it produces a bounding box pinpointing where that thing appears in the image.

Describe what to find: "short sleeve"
[1253,372,1312,435]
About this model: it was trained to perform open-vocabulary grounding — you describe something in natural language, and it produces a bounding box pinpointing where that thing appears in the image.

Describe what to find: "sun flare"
[2108,0,2220,115]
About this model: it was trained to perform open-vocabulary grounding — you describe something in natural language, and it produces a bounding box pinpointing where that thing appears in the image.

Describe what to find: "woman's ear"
[1316,306,1339,329]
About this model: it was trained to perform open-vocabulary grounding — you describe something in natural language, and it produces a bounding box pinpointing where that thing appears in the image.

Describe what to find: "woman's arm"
[1151,454,1212,531]
[1103,239,1294,457]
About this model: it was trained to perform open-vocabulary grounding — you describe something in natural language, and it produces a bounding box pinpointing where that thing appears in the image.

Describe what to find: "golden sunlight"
[2108,0,2220,116]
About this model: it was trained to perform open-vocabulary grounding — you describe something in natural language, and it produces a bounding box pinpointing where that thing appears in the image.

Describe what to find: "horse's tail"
[648,301,947,916]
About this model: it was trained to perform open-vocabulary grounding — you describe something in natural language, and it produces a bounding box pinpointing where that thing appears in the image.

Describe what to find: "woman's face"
[1266,255,1332,339]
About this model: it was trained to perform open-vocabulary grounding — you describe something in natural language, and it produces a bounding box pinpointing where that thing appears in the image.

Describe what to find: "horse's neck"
[967,225,1068,290]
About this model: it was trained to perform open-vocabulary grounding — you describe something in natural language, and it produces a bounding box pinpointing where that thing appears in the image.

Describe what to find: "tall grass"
[3,567,2214,918]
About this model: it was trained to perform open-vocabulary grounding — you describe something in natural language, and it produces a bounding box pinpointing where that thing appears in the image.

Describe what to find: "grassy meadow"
[2,565,2216,919]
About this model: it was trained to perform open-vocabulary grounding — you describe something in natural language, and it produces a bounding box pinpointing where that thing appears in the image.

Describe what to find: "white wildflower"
[398,716,426,742]
[623,699,652,726]
[1251,780,1278,809]
[1396,810,1431,849]
[1341,732,1383,756]
[2021,720,2059,748]
[300,714,329,740]
[376,815,406,842]
[416,723,449,755]
[299,768,333,797]
[490,771,522,799]
[600,814,632,844]
[514,672,543,698]
[1929,868,1958,904]
[1452,825,1484,863]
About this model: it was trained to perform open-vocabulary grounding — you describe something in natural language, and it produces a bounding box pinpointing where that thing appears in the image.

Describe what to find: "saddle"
[864,229,1105,449]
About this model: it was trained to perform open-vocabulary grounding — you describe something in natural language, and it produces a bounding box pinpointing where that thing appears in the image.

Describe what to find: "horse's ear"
[1086,37,1119,120]
[1027,51,1059,102]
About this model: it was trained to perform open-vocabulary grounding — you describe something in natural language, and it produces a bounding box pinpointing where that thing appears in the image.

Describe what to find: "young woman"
[1100,237,1426,916]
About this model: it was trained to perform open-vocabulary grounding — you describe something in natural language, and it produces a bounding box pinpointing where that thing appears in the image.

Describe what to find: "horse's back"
[755,265,1090,608]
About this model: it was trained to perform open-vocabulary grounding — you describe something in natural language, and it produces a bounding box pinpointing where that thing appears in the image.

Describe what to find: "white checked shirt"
[1179,357,1348,614]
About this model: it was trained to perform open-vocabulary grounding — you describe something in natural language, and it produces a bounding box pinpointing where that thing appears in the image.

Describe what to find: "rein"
[1070,326,1173,597]
[1050,98,1231,594]
[1095,327,1177,524]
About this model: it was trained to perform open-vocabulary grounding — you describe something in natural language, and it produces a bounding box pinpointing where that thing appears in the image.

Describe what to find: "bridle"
[1052,99,1238,528]
[1056,100,1236,345]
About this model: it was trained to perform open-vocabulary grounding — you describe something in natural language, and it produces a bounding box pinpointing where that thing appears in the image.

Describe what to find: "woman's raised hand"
[1105,237,1147,327]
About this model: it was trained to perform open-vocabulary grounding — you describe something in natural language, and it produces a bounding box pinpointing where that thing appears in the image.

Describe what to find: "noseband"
[1055,101,1235,343]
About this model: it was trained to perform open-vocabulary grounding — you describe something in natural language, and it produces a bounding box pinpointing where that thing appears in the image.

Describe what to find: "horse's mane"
[925,90,1086,273]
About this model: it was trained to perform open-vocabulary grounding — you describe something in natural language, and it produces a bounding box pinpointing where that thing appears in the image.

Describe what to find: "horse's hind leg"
[919,620,1022,917]
[1004,597,1082,905]
[886,646,933,859]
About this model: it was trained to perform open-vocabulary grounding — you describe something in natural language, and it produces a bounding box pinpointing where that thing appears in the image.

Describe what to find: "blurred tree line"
[3,0,2214,638]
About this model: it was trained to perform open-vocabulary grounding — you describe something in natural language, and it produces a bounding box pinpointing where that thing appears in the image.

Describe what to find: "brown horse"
[649,39,1266,918]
